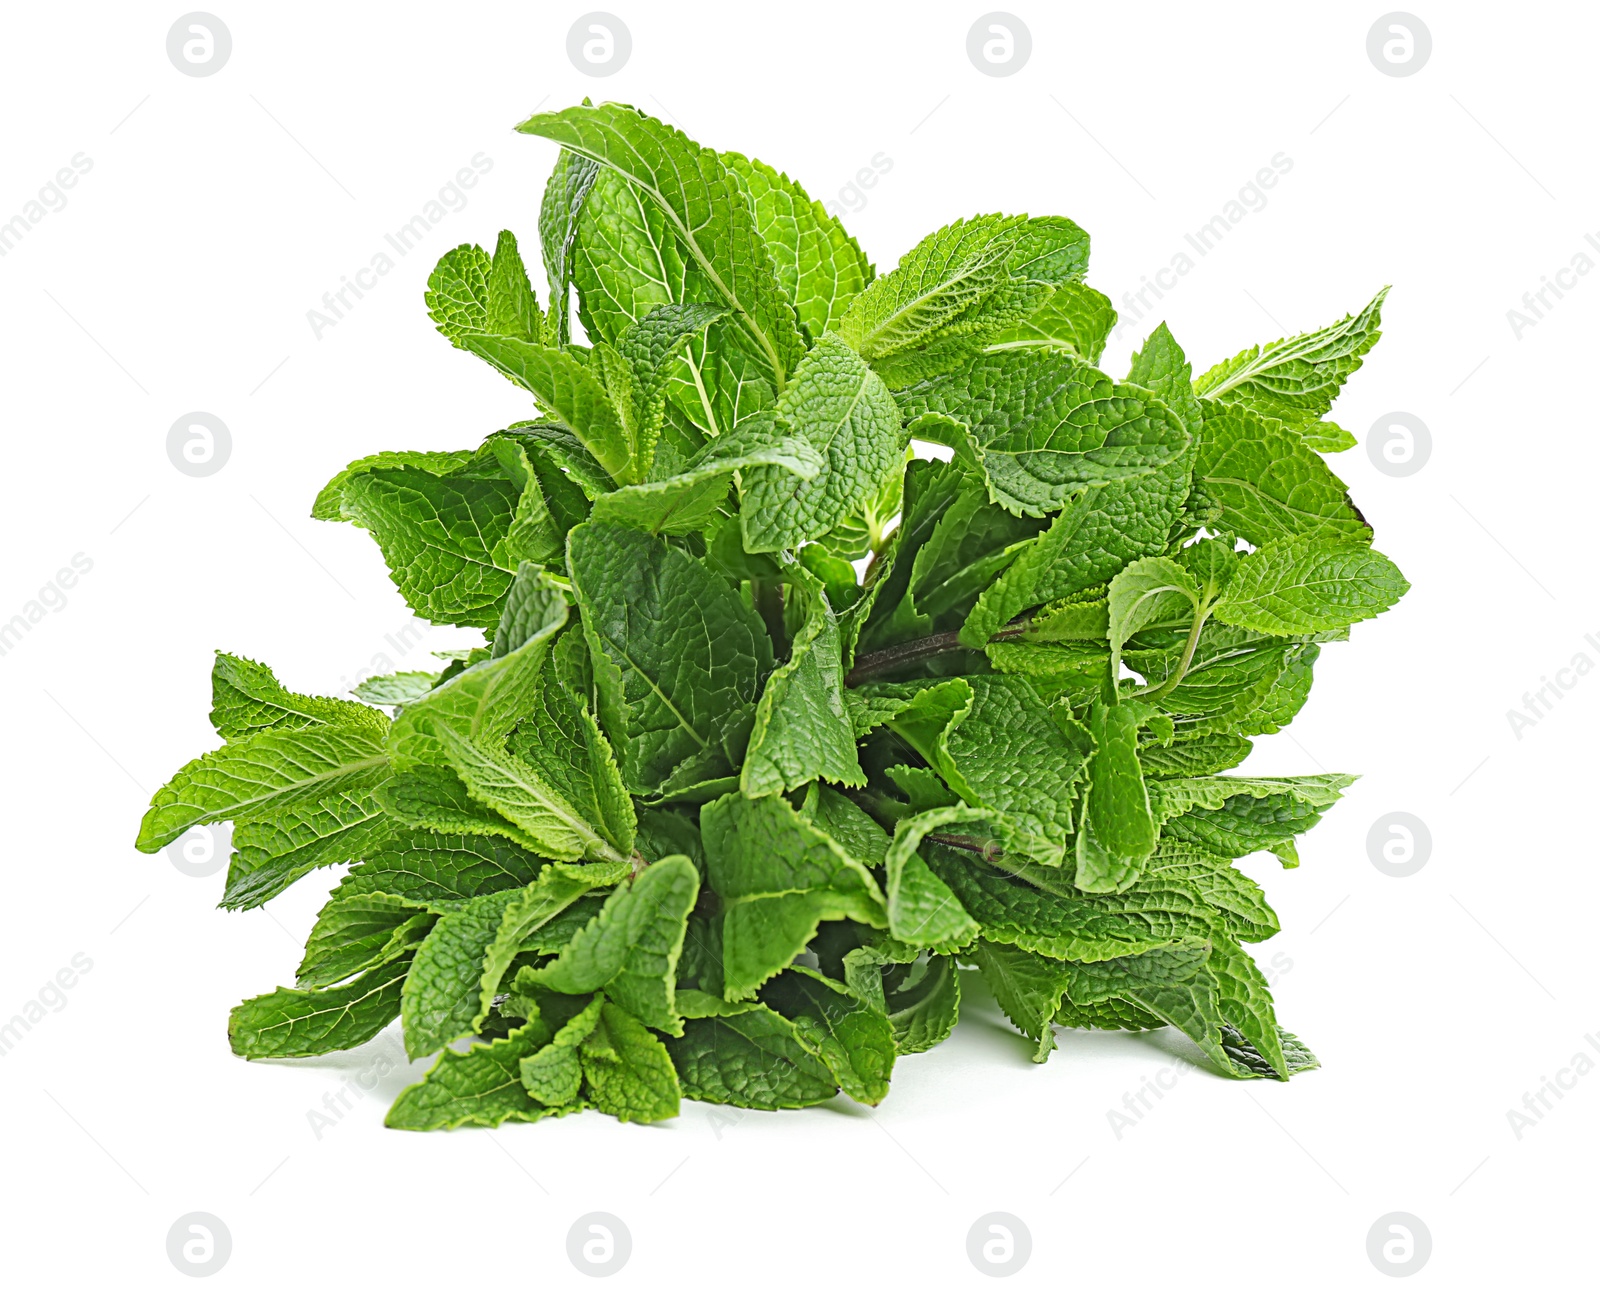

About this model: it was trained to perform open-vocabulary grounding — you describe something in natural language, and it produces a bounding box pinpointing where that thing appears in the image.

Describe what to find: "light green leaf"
[896,349,1191,517]
[539,148,600,346]
[520,855,699,1034]
[739,334,903,553]
[387,1024,563,1130]
[518,102,804,390]
[590,412,821,536]
[579,1001,682,1122]
[1075,699,1158,893]
[230,957,411,1059]
[760,967,896,1104]
[1195,287,1387,452]
[1212,536,1409,634]
[666,995,838,1109]
[700,791,887,999]
[836,214,1026,361]
[1107,555,1201,678]
[722,151,873,342]
[1194,405,1368,545]
[984,282,1116,364]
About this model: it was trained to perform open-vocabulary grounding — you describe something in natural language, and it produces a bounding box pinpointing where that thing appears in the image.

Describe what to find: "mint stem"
[846,624,1026,686]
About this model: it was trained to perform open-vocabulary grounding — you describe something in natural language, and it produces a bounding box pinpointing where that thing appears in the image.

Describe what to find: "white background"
[2,1,1594,1285]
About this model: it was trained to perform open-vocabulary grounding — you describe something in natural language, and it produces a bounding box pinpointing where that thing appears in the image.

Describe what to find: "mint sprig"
[136,102,1408,1128]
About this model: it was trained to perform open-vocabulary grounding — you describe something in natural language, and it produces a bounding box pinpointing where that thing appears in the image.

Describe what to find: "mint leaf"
[1193,406,1367,545]
[722,151,873,342]
[230,957,411,1059]
[296,895,434,989]
[740,564,864,797]
[517,103,804,390]
[589,412,821,536]
[667,991,838,1109]
[386,1023,566,1130]
[1211,536,1409,635]
[1075,699,1158,893]
[569,522,771,796]
[334,832,546,910]
[1195,288,1387,452]
[739,334,903,553]
[519,855,698,1033]
[969,939,1073,1061]
[579,1001,682,1122]
[700,791,887,999]
[897,350,1191,517]
[539,148,599,346]
[836,214,1026,362]
[760,966,896,1104]
[984,282,1116,364]
[134,723,390,851]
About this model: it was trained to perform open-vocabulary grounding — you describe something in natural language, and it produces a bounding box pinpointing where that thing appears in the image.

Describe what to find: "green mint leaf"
[969,939,1074,1061]
[836,214,1027,361]
[539,148,600,346]
[334,832,546,911]
[1211,535,1409,635]
[739,334,903,553]
[589,411,821,536]
[568,521,771,796]
[896,350,1191,517]
[740,564,864,797]
[722,151,873,343]
[387,563,568,771]
[1193,406,1368,545]
[297,894,434,989]
[386,1023,569,1130]
[462,335,633,482]
[222,791,398,911]
[875,676,1095,867]
[1074,698,1158,893]
[881,807,985,950]
[402,888,522,1058]
[700,791,887,1000]
[350,670,441,708]
[520,855,699,1034]
[666,992,838,1109]
[579,1001,682,1123]
[134,722,389,855]
[984,282,1116,364]
[843,944,962,1054]
[377,765,543,851]
[334,466,524,628]
[1106,555,1202,679]
[209,652,385,739]
[230,957,411,1059]
[760,966,896,1104]
[1195,287,1387,452]
[475,861,631,1031]
[517,102,804,391]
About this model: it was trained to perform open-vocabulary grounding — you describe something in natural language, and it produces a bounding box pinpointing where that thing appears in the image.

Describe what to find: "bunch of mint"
[136,102,1407,1130]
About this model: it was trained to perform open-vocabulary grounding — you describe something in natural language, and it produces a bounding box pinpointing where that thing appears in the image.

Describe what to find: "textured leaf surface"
[569,522,771,796]
[522,855,699,1033]
[701,792,886,999]
[740,566,863,796]
[897,349,1190,517]
[1195,288,1387,451]
[1212,536,1408,634]
[740,335,903,552]
[722,151,872,342]
[230,957,411,1059]
[518,103,803,389]
[387,1024,556,1130]
[667,992,838,1109]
